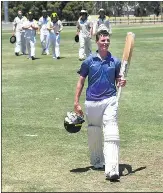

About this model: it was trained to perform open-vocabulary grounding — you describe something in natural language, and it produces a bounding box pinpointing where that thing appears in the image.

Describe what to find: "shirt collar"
[95,51,111,61]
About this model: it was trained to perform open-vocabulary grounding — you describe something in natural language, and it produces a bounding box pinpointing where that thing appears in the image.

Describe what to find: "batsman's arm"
[58,20,63,32]
[89,21,94,38]
[12,18,17,35]
[22,22,30,30]
[47,22,53,31]
[31,21,38,30]
[74,76,85,116]
[37,19,42,34]
[76,21,80,35]
[92,20,98,36]
[115,59,126,88]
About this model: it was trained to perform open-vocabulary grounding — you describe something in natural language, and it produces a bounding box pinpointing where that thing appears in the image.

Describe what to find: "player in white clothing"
[47,13,63,59]
[12,10,27,56]
[22,12,38,60]
[92,8,112,36]
[38,10,51,55]
[76,10,93,61]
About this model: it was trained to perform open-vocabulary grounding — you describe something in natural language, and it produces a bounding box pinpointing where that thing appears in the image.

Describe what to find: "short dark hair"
[96,30,109,41]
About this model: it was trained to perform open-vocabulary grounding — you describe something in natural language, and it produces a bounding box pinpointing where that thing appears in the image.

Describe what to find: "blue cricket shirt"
[78,51,121,101]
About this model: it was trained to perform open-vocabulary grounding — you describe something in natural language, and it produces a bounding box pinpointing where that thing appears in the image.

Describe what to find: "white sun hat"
[80,10,88,13]
[97,24,109,32]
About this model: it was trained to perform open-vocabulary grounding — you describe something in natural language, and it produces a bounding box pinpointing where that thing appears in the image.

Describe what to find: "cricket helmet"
[64,112,85,133]
[74,34,79,42]
[10,35,16,44]
[51,12,58,18]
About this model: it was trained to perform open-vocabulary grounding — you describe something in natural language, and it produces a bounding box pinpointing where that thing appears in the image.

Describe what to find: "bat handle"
[117,86,122,102]
[117,63,126,102]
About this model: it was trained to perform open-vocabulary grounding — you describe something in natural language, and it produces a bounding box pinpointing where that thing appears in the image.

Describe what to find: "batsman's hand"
[74,103,84,116]
[116,77,126,87]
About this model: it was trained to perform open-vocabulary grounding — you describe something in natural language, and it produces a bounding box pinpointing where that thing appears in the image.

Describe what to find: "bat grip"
[117,60,127,102]
[117,73,125,102]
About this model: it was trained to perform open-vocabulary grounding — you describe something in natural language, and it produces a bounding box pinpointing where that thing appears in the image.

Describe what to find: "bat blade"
[120,32,135,77]
[117,32,135,102]
[122,32,135,62]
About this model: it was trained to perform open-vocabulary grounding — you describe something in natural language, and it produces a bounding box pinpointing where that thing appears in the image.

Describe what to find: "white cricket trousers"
[40,33,50,53]
[85,96,120,176]
[79,33,92,59]
[49,33,60,58]
[15,31,26,53]
[25,37,36,57]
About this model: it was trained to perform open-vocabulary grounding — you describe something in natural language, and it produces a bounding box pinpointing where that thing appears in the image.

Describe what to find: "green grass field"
[2,24,163,192]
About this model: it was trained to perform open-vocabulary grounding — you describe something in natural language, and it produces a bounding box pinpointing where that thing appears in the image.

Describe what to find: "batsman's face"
[18,11,22,17]
[43,13,47,18]
[81,13,87,20]
[99,12,105,18]
[52,17,57,22]
[97,35,110,52]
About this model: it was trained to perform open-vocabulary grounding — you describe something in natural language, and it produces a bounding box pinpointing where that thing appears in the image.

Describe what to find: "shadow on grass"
[119,164,146,176]
[59,56,66,59]
[19,54,40,60]
[32,57,41,60]
[40,56,66,59]
[70,164,146,177]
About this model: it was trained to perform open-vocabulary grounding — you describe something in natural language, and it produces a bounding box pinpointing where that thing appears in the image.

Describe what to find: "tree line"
[1,1,162,22]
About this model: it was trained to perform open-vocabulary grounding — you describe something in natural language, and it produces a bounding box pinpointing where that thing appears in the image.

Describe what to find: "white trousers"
[79,33,92,59]
[85,96,120,176]
[25,37,36,57]
[40,33,50,53]
[15,31,26,53]
[49,33,60,58]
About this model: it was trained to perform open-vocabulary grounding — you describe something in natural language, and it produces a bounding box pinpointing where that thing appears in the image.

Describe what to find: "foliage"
[1,1,162,21]
[62,1,94,21]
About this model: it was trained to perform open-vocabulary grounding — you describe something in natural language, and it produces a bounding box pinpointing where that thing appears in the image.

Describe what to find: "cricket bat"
[117,32,135,102]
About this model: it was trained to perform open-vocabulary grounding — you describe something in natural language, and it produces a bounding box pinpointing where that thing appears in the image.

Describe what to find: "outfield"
[2,24,163,192]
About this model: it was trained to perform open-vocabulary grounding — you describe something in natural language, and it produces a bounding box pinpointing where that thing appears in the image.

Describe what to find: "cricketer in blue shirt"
[78,51,121,101]
[74,29,126,181]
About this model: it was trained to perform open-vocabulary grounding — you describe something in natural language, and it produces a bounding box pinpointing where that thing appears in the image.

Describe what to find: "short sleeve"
[38,18,42,26]
[89,20,93,27]
[13,18,16,25]
[77,60,89,78]
[59,20,63,31]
